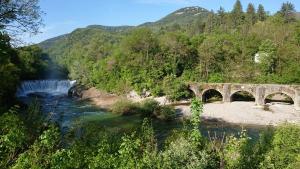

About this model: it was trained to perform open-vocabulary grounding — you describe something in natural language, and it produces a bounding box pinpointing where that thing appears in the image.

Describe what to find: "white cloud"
[135,0,200,5]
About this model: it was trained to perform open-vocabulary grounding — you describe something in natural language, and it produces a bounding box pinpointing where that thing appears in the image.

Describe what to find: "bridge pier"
[295,89,300,111]
[255,86,265,107]
[222,84,231,102]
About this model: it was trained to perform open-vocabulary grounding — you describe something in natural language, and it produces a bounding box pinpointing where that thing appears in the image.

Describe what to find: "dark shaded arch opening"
[202,89,223,103]
[186,88,196,99]
[231,91,255,102]
[265,93,294,105]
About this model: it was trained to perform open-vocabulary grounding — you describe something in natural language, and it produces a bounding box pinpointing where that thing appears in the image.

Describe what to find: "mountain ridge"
[39,6,210,47]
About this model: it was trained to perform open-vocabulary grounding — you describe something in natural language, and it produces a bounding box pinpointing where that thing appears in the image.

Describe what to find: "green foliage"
[0,0,42,35]
[17,45,49,79]
[0,33,20,109]
[257,4,267,21]
[189,98,203,144]
[257,39,277,74]
[154,105,176,121]
[278,2,296,23]
[1,104,300,169]
[231,0,244,27]
[160,136,210,169]
[163,75,191,101]
[0,106,27,168]
[39,2,300,96]
[208,73,224,83]
[110,99,176,121]
[0,33,49,110]
[13,124,60,169]
[223,130,251,169]
[246,3,257,25]
[260,124,300,169]
[111,99,140,115]
[140,99,160,117]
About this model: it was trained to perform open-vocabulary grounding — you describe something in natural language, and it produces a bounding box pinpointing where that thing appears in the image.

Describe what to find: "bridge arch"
[202,88,223,103]
[230,90,256,102]
[264,92,294,104]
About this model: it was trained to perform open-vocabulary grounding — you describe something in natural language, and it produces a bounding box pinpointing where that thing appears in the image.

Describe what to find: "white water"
[16,80,76,97]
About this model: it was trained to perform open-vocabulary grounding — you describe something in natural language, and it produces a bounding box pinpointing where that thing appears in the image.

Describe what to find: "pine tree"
[217,7,226,26]
[205,10,216,33]
[231,0,244,27]
[246,3,257,25]
[278,2,296,23]
[257,4,267,21]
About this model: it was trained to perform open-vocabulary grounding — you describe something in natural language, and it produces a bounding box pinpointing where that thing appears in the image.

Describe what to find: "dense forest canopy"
[39,1,300,100]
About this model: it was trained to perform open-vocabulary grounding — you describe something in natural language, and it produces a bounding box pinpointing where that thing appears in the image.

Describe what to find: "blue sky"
[24,0,300,44]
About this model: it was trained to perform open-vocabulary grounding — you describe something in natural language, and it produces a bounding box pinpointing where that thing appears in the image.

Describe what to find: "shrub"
[0,106,28,168]
[140,99,160,117]
[12,125,61,169]
[111,99,140,115]
[154,105,176,121]
[150,85,164,97]
[163,75,191,101]
[208,73,224,83]
[160,135,210,169]
[260,123,300,169]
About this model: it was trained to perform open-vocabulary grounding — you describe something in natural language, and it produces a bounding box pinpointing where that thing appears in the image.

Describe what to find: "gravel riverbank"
[176,102,300,126]
[80,88,300,126]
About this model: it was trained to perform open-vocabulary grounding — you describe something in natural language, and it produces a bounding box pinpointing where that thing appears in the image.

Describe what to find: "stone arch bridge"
[189,83,300,111]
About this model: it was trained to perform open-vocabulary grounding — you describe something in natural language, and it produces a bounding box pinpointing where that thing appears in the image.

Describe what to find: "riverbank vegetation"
[111,99,176,121]
[1,98,300,168]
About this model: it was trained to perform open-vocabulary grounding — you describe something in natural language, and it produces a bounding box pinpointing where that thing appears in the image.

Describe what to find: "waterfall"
[17,80,76,97]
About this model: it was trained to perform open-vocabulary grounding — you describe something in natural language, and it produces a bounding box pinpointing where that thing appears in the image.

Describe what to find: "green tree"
[205,10,216,33]
[278,2,296,23]
[231,0,244,27]
[17,45,48,79]
[260,124,300,169]
[246,3,257,25]
[0,106,27,168]
[162,74,191,101]
[217,7,226,26]
[257,39,278,75]
[122,28,158,61]
[257,4,267,21]
[0,0,42,36]
[0,33,19,109]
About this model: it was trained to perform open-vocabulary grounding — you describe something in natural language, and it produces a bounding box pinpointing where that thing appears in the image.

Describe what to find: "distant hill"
[39,34,69,51]
[139,6,210,28]
[39,26,123,65]
[39,6,210,61]
[86,25,134,32]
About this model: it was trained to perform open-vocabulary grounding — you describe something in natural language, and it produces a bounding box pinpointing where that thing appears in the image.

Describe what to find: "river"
[17,80,267,141]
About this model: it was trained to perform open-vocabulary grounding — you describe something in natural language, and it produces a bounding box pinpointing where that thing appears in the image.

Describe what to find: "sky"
[23,0,300,44]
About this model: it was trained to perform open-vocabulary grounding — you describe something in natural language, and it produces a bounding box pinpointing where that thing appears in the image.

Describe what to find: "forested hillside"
[40,1,300,98]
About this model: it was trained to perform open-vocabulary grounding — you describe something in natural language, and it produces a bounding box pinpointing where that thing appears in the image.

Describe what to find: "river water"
[17,80,266,141]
